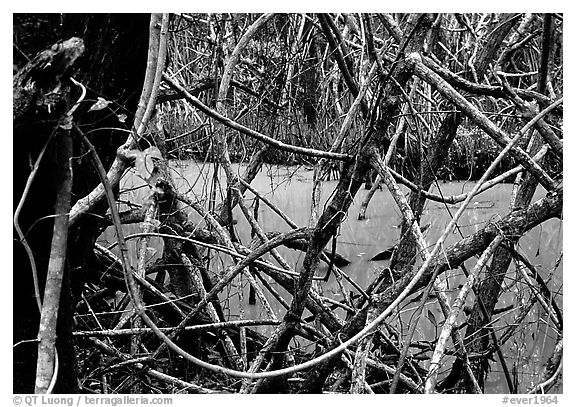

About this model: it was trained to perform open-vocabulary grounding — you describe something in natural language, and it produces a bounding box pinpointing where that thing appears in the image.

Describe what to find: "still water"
[103,160,562,393]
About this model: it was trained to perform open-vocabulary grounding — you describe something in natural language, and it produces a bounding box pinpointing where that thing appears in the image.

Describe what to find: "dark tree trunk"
[13,13,149,393]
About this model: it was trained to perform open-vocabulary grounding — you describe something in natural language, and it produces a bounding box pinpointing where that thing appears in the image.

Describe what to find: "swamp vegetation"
[13,13,562,394]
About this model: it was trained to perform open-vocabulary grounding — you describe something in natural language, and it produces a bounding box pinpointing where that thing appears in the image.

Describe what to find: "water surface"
[102,160,562,393]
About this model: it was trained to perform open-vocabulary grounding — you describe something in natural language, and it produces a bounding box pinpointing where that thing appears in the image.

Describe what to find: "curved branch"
[161,73,351,161]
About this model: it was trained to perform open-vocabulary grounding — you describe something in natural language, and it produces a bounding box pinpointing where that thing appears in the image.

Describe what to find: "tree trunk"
[13,13,150,393]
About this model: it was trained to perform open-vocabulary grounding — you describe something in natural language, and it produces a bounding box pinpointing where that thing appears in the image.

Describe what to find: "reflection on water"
[101,161,562,393]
